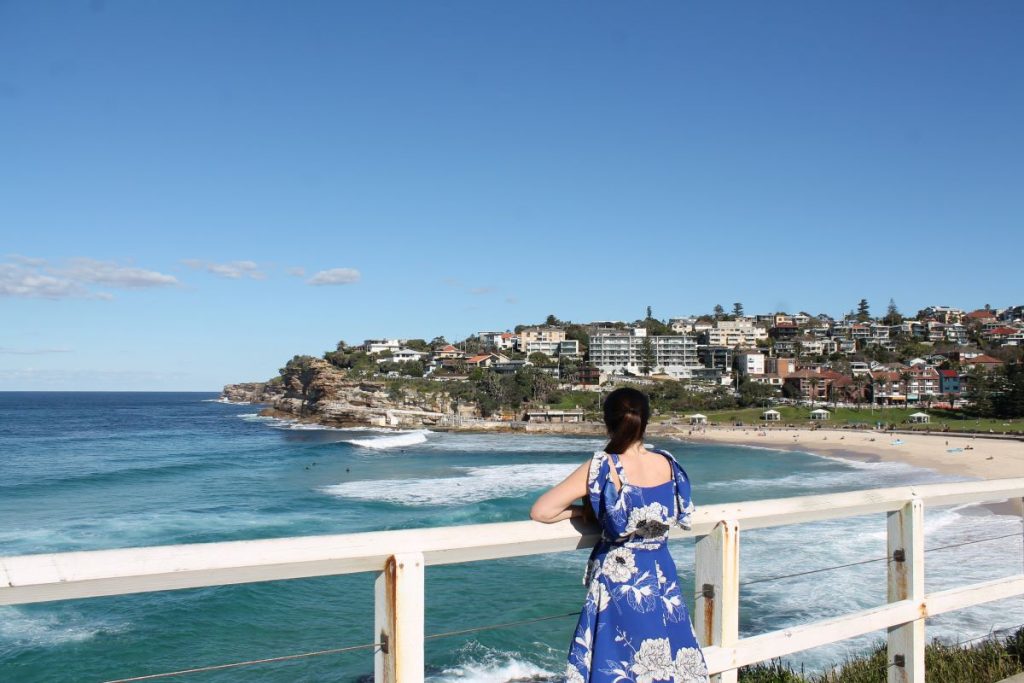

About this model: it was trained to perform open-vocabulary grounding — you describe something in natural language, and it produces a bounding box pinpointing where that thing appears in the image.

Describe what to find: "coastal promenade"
[3,478,1024,682]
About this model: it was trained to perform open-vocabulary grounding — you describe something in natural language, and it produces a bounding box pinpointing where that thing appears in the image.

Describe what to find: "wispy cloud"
[286,266,306,277]
[307,268,361,286]
[505,295,519,305]
[0,346,73,355]
[63,258,180,288]
[0,256,178,299]
[182,259,267,280]
[442,278,498,296]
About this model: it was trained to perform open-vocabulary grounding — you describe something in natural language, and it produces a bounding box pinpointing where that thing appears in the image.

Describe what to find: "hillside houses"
[350,300,1021,406]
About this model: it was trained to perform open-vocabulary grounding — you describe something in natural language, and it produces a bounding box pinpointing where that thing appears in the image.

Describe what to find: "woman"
[530,387,709,683]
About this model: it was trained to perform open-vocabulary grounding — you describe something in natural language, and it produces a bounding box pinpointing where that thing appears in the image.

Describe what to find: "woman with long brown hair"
[531,387,708,682]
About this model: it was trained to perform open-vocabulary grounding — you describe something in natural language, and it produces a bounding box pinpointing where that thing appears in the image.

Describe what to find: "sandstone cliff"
[222,358,461,429]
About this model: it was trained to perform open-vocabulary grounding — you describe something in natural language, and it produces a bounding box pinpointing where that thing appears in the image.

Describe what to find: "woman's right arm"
[529,460,590,523]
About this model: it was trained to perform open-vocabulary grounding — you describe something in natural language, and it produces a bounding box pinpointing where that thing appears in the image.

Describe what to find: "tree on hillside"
[856,299,871,322]
[646,305,653,320]
[545,314,562,326]
[732,302,744,317]
[882,299,903,326]
[713,304,725,320]
[429,336,449,350]
[640,336,656,375]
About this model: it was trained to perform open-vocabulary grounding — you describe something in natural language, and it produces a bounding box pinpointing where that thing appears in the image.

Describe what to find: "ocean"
[1,392,1022,682]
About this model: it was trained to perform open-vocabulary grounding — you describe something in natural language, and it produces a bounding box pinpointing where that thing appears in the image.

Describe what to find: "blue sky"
[1,1,1021,390]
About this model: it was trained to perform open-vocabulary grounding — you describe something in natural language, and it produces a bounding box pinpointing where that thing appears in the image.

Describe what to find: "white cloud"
[307,268,361,286]
[0,346,73,355]
[0,256,178,299]
[181,259,266,280]
[286,266,306,277]
[5,253,47,267]
[62,258,179,288]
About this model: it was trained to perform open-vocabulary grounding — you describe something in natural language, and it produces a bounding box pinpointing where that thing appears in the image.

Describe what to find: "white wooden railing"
[3,479,1024,683]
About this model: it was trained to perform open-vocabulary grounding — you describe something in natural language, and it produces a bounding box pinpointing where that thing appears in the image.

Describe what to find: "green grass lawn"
[652,405,1024,435]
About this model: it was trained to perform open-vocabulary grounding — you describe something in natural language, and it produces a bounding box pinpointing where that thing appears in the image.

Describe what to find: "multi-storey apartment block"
[588,328,701,379]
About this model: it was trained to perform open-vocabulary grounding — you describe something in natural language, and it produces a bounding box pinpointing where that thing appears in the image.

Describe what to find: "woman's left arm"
[530,460,591,523]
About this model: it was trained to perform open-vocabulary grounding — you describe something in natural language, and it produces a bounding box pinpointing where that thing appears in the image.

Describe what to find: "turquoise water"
[1,392,1022,682]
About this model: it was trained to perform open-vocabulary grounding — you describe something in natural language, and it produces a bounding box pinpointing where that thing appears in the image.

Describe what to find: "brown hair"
[602,387,650,454]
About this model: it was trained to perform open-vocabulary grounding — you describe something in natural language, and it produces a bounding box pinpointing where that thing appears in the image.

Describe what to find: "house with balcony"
[938,369,962,396]
[363,338,404,355]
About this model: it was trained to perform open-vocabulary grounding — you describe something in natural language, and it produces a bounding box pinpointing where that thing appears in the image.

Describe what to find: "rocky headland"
[220,357,635,435]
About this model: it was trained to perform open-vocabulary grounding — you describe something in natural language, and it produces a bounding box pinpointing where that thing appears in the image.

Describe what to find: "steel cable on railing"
[102,641,382,682]
[732,530,1024,590]
[100,611,583,681]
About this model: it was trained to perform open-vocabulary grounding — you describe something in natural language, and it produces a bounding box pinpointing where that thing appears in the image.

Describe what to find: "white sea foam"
[421,432,605,454]
[429,658,556,682]
[0,607,128,646]
[344,429,432,449]
[321,462,577,506]
[427,642,558,682]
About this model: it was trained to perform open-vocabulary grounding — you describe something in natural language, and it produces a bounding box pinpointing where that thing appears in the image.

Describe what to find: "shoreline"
[669,425,1024,481]
[229,398,1024,482]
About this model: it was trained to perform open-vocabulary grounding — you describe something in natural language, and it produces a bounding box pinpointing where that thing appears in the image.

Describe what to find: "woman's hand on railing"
[529,460,590,523]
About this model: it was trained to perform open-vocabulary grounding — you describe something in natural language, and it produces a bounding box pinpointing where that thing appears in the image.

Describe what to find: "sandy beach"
[670,426,1024,480]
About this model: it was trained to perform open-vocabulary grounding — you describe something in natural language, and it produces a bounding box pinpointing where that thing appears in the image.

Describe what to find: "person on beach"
[530,388,709,683]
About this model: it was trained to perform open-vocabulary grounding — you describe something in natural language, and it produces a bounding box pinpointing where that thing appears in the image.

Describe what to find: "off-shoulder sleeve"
[587,450,608,516]
[660,449,695,529]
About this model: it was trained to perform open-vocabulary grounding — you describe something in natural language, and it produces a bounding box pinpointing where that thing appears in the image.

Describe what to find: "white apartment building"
[736,352,765,376]
[705,320,768,348]
[516,326,566,352]
[523,338,581,358]
[588,328,701,379]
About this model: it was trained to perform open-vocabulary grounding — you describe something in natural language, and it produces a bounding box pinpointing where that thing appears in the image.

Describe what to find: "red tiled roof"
[938,369,958,378]
[987,327,1019,335]
[969,354,1004,365]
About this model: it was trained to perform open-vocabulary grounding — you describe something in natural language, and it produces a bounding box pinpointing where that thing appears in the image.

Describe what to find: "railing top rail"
[2,477,1024,606]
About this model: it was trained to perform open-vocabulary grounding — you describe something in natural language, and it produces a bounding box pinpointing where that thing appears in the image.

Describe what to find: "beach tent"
[809,408,831,420]
[762,409,781,421]
[908,412,930,424]
[687,413,707,425]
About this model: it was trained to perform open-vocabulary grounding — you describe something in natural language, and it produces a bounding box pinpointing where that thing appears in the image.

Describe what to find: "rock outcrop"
[222,358,458,429]
[220,381,285,404]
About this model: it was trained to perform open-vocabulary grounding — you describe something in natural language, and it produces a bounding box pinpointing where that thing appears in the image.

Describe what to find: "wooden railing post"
[374,552,424,683]
[887,498,924,683]
[695,520,740,683]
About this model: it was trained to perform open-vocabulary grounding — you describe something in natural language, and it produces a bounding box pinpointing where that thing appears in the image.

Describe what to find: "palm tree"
[808,377,820,409]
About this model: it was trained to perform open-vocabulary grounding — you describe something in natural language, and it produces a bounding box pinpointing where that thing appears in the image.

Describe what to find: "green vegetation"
[738,628,1024,682]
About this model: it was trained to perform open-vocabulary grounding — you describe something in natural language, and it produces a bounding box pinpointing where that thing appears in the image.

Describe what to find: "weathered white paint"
[887,498,924,683]
[695,520,739,683]
[3,479,1024,681]
[374,553,424,683]
[702,600,921,671]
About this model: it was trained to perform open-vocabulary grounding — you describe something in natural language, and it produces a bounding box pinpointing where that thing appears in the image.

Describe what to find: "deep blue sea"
[1,392,1022,682]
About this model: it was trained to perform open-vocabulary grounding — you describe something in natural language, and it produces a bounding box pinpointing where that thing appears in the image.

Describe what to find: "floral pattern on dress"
[566,448,709,682]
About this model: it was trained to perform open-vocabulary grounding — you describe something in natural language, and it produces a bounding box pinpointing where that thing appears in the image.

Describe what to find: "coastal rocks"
[220,382,284,404]
[223,358,456,429]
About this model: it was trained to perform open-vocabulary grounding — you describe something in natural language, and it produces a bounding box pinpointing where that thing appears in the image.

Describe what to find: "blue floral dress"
[566,448,709,683]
